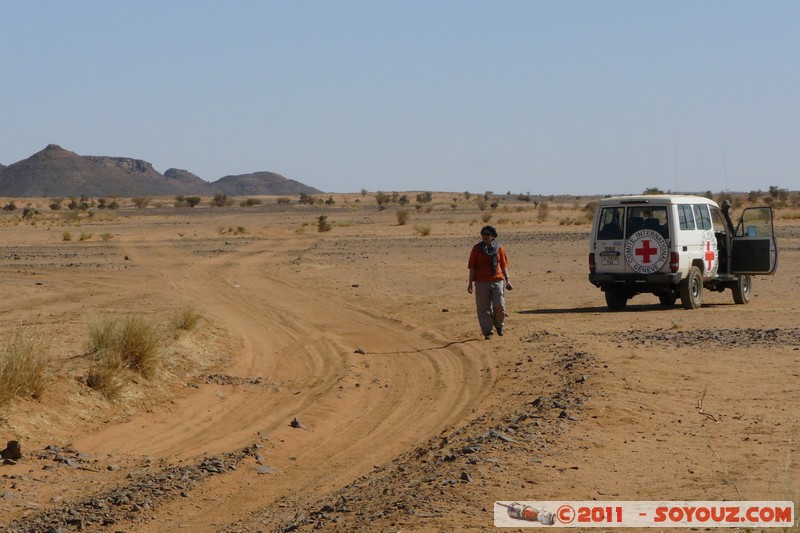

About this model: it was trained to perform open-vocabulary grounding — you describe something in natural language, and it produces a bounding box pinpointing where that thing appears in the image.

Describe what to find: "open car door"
[731,207,778,274]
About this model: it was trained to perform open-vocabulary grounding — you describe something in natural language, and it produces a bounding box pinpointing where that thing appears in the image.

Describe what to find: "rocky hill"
[0,144,323,197]
[213,171,322,196]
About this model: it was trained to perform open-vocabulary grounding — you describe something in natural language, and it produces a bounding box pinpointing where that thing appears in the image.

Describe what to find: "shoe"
[497,327,504,336]
[484,332,493,340]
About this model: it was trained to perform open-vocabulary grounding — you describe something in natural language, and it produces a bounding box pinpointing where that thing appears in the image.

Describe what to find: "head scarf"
[478,238,500,275]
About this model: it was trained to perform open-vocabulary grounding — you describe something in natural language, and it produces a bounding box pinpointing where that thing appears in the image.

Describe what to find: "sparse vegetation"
[63,230,73,241]
[414,224,431,236]
[218,226,247,235]
[317,215,332,232]
[416,191,433,204]
[537,202,549,222]
[0,325,50,406]
[211,193,229,207]
[396,209,411,225]
[276,197,292,205]
[375,192,391,210]
[132,197,151,209]
[86,315,163,382]
[170,307,201,336]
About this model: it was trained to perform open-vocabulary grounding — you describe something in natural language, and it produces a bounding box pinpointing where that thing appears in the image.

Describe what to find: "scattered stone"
[488,430,515,443]
[290,417,309,430]
[1,440,22,460]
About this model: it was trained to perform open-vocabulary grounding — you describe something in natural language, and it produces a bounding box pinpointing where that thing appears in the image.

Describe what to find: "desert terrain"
[0,193,798,532]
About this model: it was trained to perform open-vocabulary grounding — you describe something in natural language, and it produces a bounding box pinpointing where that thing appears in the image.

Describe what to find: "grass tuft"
[86,315,163,381]
[0,325,50,406]
[170,307,201,336]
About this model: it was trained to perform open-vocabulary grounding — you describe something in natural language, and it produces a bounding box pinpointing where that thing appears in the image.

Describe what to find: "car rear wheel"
[658,292,677,307]
[679,266,703,309]
[732,274,752,305]
[605,287,628,311]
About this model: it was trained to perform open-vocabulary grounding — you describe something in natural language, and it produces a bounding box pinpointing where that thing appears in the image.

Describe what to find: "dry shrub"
[85,351,127,400]
[414,224,431,236]
[0,326,50,406]
[317,215,332,232]
[396,209,411,225]
[86,315,163,381]
[170,307,201,336]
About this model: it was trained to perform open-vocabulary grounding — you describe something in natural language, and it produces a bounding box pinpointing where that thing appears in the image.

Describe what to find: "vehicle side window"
[693,204,712,230]
[710,207,726,234]
[735,207,774,238]
[597,207,624,240]
[678,205,695,230]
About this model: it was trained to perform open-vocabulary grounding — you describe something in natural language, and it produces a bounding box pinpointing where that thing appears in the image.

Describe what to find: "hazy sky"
[2,1,798,195]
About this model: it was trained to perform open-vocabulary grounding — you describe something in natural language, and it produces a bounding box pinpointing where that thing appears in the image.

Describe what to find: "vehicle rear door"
[593,206,626,274]
[731,207,778,274]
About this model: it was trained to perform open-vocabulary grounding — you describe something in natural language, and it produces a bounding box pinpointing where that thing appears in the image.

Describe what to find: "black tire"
[605,287,628,311]
[658,292,677,307]
[732,274,752,305]
[679,266,703,309]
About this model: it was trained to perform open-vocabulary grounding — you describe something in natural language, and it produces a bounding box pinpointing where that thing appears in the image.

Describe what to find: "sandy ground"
[0,194,798,532]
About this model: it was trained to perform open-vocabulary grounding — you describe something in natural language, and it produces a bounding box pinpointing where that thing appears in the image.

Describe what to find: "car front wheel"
[732,274,752,305]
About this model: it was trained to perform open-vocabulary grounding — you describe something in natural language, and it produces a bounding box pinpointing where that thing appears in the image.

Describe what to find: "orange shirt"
[468,243,508,282]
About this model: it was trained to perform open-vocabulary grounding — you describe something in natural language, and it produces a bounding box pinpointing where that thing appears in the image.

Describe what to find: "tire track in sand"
[73,236,492,530]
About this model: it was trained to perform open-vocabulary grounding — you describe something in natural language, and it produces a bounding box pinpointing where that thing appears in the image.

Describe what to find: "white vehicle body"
[588,195,778,310]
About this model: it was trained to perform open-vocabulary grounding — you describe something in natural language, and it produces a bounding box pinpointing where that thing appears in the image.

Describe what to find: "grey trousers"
[474,280,505,335]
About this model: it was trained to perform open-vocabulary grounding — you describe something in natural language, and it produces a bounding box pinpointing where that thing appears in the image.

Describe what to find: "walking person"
[467,225,513,340]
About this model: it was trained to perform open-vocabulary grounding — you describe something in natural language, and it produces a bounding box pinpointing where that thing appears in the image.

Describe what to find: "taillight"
[670,252,679,273]
[589,253,596,273]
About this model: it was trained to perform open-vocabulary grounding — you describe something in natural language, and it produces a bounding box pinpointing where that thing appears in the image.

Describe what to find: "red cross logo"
[705,240,716,270]
[635,240,659,264]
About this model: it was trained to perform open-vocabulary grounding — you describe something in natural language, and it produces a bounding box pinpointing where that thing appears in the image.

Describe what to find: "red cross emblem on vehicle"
[635,240,658,264]
[704,240,716,270]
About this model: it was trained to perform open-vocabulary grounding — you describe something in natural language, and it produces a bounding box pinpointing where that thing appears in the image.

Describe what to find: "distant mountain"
[163,168,209,190]
[213,171,323,196]
[0,144,324,197]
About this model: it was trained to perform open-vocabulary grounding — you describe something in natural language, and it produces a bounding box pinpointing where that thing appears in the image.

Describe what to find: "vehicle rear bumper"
[589,272,682,288]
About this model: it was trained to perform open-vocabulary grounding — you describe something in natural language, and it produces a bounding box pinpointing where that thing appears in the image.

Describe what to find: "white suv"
[588,195,779,310]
